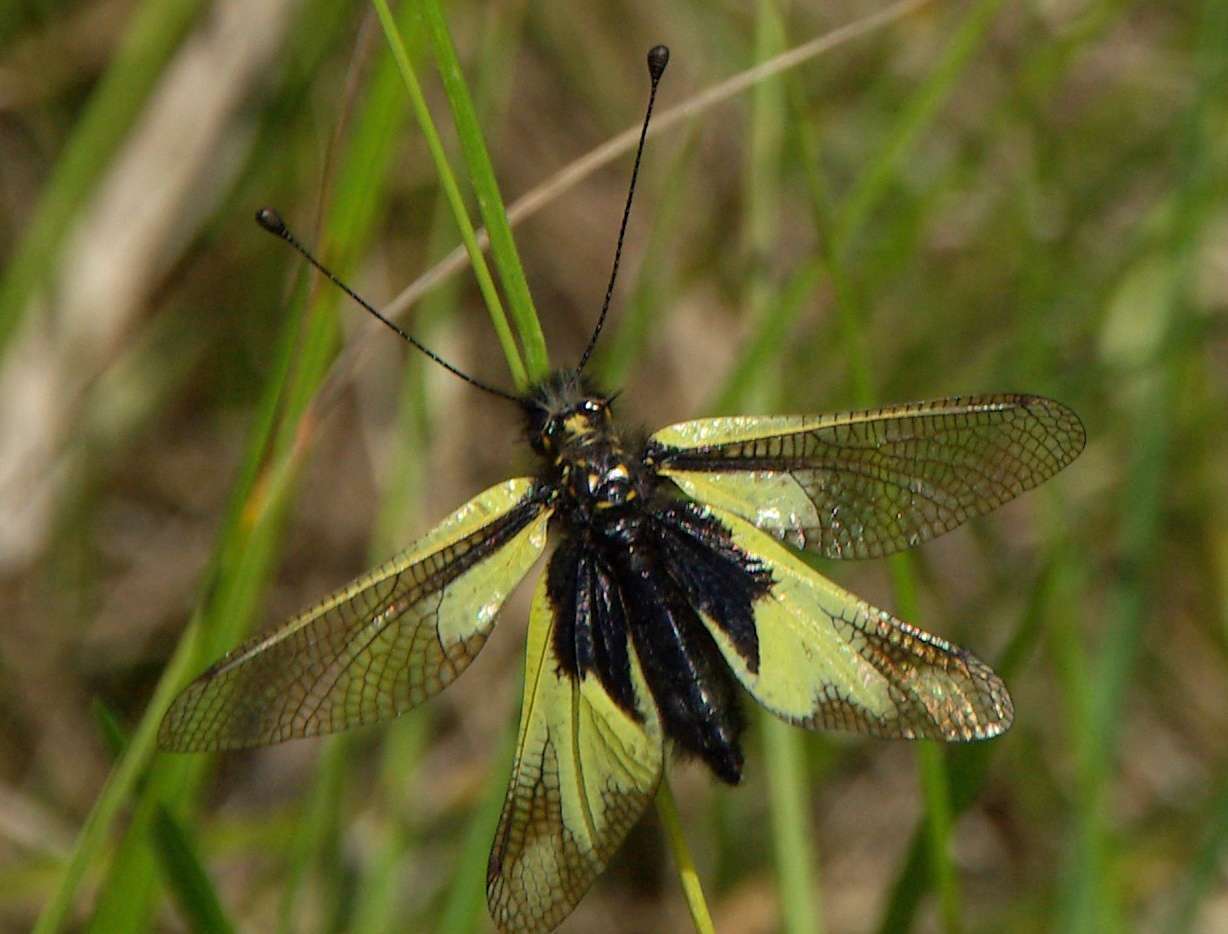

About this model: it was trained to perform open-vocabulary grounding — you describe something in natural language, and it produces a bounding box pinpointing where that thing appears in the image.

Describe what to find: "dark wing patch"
[652,502,772,673]
[652,394,1085,559]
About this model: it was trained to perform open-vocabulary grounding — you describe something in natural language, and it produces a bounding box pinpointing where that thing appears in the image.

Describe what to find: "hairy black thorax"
[523,370,772,784]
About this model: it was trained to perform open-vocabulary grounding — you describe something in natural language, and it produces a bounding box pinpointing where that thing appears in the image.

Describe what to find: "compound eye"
[582,399,603,414]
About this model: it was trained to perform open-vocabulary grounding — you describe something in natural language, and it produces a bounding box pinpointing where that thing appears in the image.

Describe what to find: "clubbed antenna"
[255,208,518,401]
[576,44,670,373]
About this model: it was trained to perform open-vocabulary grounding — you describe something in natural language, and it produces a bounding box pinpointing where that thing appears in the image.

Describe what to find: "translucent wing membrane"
[651,394,1085,560]
[159,479,551,752]
[698,503,1013,741]
[488,574,663,933]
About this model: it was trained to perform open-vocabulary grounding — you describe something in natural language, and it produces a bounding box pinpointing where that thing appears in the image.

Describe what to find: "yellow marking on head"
[563,413,592,437]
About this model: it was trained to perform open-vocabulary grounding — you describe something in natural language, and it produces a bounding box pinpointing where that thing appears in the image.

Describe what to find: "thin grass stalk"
[741,8,823,922]
[831,0,1008,260]
[762,717,821,934]
[381,6,723,928]
[708,259,824,417]
[886,556,961,934]
[744,6,821,922]
[276,737,348,934]
[417,0,549,382]
[306,2,932,429]
[370,0,529,389]
[742,0,787,408]
[656,778,716,934]
[348,716,428,933]
[350,8,529,931]
[419,14,530,927]
[151,807,236,934]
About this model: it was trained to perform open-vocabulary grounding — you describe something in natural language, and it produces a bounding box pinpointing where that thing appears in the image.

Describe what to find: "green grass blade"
[915,741,960,933]
[740,0,788,411]
[743,8,822,923]
[151,806,236,934]
[90,699,129,763]
[418,0,549,383]
[350,9,529,927]
[762,716,821,934]
[348,716,430,933]
[370,0,529,390]
[889,554,961,934]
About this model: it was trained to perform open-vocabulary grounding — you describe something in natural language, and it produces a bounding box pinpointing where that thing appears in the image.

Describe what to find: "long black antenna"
[255,208,519,402]
[576,44,669,373]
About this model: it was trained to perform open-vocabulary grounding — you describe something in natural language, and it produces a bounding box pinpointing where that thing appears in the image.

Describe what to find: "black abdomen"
[547,500,772,784]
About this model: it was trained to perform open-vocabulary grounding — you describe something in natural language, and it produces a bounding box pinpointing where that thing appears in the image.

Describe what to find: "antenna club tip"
[255,207,287,236]
[647,45,669,80]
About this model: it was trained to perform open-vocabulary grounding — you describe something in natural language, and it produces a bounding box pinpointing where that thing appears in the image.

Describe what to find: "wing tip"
[958,651,1015,741]
[1018,393,1088,466]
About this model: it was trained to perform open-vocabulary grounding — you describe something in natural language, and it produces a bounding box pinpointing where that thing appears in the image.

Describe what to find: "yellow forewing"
[159,478,550,751]
[488,573,663,933]
[652,395,1085,560]
[698,503,1013,741]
